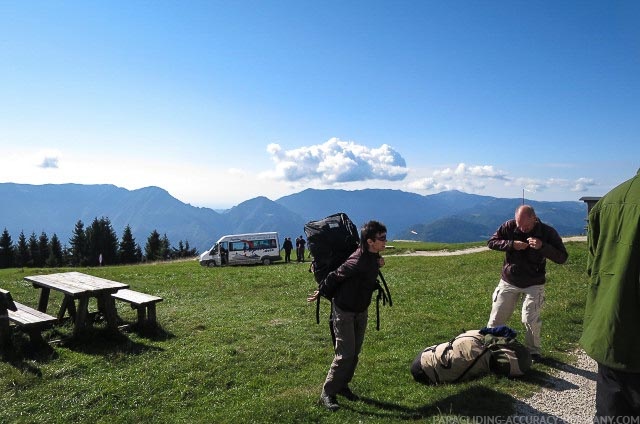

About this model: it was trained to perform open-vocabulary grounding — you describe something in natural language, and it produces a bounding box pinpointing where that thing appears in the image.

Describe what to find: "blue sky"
[1,1,638,209]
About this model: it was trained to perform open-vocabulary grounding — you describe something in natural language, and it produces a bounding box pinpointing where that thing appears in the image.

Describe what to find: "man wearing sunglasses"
[308,220,387,412]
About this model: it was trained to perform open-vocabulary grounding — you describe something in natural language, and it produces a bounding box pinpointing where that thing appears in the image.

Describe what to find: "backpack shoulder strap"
[378,270,392,307]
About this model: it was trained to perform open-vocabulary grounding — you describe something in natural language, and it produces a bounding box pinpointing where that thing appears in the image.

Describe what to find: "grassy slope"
[0,242,588,423]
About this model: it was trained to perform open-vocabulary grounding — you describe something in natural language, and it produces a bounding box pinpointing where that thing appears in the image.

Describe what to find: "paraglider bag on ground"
[410,328,532,385]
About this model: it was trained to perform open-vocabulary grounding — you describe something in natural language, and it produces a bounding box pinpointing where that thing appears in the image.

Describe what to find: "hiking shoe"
[319,392,339,411]
[337,386,359,401]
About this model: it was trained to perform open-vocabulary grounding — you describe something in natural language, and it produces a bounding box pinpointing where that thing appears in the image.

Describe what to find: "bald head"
[515,205,537,233]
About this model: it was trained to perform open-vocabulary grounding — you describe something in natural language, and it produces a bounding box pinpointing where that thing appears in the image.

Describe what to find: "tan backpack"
[413,330,491,384]
[410,328,532,385]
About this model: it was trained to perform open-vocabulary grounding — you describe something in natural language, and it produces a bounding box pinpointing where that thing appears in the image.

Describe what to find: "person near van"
[307,220,387,411]
[486,205,568,361]
[580,170,640,419]
[283,237,293,263]
[220,244,228,265]
[297,235,306,263]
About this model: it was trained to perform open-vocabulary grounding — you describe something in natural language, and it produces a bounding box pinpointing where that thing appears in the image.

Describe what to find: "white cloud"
[39,157,59,169]
[571,177,596,192]
[407,163,595,197]
[34,149,62,169]
[263,138,408,184]
[409,163,509,192]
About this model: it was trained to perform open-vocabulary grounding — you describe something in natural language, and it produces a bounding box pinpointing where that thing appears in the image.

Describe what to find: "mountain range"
[0,183,588,253]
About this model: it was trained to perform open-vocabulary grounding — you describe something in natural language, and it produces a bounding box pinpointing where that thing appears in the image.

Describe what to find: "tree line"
[0,217,198,269]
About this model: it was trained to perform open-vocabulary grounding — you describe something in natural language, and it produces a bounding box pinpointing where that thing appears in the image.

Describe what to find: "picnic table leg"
[147,303,157,327]
[101,295,119,330]
[25,329,46,346]
[0,307,10,349]
[135,306,147,327]
[74,297,90,335]
[58,295,77,322]
[37,287,51,313]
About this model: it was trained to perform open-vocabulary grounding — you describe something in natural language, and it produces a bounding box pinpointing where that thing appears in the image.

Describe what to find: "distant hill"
[0,183,588,252]
[0,183,224,253]
[275,188,587,242]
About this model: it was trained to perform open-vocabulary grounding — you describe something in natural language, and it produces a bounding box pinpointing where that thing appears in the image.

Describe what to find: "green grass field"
[0,241,589,423]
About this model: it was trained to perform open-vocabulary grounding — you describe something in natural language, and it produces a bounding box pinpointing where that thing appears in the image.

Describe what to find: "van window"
[229,241,250,251]
[228,238,275,252]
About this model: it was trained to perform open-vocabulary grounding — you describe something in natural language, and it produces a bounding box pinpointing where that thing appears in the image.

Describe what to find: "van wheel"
[207,261,216,267]
[262,258,271,265]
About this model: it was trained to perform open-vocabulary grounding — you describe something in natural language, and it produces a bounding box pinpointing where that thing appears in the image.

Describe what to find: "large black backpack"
[305,212,360,293]
[304,212,392,335]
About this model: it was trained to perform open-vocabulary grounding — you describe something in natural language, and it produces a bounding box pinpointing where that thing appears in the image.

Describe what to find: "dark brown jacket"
[319,247,381,313]
[488,219,568,288]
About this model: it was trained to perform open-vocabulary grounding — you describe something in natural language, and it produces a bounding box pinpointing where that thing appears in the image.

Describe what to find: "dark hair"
[360,220,387,246]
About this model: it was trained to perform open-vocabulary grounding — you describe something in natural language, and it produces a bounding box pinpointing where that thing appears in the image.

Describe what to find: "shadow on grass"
[59,327,167,357]
[344,382,574,421]
[116,320,176,342]
[1,333,59,377]
[343,386,517,420]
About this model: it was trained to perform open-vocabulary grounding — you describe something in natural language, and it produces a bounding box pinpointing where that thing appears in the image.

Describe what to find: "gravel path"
[513,350,597,423]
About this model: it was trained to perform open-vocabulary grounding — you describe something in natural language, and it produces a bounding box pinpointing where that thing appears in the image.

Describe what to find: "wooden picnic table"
[24,271,129,335]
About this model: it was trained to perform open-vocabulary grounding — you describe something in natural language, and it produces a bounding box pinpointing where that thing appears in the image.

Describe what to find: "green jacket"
[580,171,640,371]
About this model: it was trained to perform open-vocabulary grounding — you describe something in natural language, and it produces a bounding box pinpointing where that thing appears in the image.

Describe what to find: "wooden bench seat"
[1,289,57,347]
[112,289,163,328]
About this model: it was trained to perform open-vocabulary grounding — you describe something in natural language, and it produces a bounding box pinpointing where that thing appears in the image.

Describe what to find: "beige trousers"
[487,279,545,355]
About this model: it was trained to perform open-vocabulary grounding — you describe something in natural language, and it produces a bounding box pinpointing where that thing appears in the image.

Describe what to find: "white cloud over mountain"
[408,163,597,195]
[264,138,408,184]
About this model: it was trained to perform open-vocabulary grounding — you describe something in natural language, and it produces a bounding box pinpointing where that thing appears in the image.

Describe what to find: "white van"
[199,232,282,267]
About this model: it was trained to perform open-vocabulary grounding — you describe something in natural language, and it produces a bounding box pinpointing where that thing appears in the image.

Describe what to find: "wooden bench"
[111,289,163,328]
[1,289,57,347]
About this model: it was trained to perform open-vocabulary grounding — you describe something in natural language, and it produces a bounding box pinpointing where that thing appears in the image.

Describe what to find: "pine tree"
[171,240,197,259]
[69,220,88,266]
[37,232,50,268]
[85,217,119,266]
[15,231,29,268]
[160,233,171,260]
[176,240,185,258]
[184,240,198,257]
[119,225,138,264]
[135,245,143,262]
[145,230,162,261]
[27,232,38,267]
[0,228,14,268]
[46,233,64,267]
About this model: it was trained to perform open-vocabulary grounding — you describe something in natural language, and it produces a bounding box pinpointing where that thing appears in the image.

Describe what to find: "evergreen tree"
[69,220,88,266]
[0,228,14,268]
[61,244,72,266]
[46,233,64,267]
[119,225,138,264]
[37,232,50,268]
[27,232,39,267]
[86,217,119,266]
[184,240,198,257]
[160,233,171,260]
[145,230,162,261]
[135,245,143,262]
[173,240,185,259]
[15,231,29,268]
[171,240,197,259]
